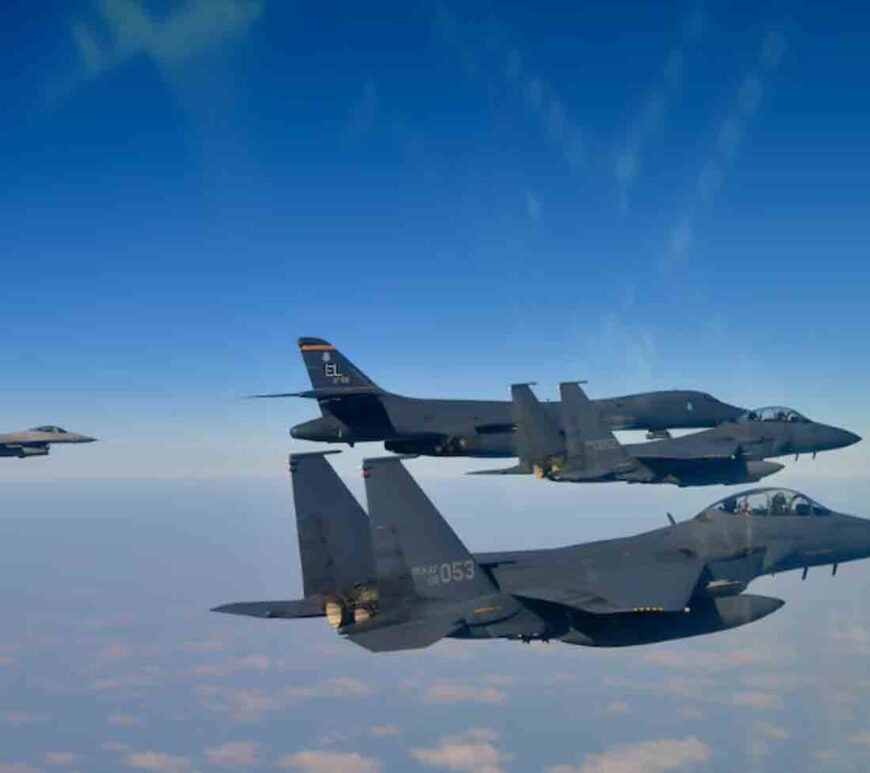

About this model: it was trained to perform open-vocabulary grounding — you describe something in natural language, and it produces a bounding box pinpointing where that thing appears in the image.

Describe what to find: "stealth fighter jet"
[0,426,97,459]
[262,337,745,456]
[474,383,860,487]
[214,452,870,652]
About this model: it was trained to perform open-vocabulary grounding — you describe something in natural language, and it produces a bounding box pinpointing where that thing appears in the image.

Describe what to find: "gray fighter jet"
[263,337,745,456]
[214,452,870,652]
[473,383,860,486]
[0,426,97,459]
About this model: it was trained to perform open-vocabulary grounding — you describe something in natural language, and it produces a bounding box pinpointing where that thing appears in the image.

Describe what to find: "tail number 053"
[412,560,476,585]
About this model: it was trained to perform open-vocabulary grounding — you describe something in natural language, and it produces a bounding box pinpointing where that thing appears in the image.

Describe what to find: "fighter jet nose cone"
[290,426,300,439]
[846,431,862,447]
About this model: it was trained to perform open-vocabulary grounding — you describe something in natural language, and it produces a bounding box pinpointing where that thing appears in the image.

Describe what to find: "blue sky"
[2,1,870,771]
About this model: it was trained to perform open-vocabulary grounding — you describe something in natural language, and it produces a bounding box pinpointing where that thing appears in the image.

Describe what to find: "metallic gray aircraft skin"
[0,426,97,458]
[271,338,746,457]
[214,452,870,652]
[476,383,860,487]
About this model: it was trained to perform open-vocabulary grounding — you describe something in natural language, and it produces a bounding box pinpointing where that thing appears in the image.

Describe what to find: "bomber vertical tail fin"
[362,456,495,603]
[298,337,383,394]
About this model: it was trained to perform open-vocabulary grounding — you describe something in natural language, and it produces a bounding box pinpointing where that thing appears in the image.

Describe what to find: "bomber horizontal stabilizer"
[246,387,381,400]
[211,598,324,619]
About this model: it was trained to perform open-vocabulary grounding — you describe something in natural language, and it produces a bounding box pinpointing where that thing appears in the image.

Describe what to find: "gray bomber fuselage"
[292,390,744,457]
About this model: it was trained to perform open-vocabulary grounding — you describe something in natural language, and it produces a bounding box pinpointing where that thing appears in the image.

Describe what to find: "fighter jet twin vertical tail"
[214,453,870,652]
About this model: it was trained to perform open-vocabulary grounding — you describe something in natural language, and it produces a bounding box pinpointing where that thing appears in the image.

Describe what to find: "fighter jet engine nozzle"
[324,601,347,629]
[17,447,49,458]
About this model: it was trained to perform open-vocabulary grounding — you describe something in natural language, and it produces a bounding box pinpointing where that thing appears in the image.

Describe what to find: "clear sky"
[2,1,870,771]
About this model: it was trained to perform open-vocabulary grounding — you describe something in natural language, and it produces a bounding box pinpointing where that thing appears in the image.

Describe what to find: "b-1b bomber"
[266,337,747,455]
[214,452,870,652]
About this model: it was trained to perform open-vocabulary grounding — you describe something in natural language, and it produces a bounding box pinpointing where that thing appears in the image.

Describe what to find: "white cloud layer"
[547,736,711,773]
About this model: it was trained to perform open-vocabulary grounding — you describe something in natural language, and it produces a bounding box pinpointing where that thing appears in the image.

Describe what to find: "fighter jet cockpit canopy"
[702,488,830,518]
[738,406,809,423]
[29,426,69,434]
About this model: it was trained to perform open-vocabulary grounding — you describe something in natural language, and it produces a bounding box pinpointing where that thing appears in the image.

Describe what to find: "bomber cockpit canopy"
[30,425,68,434]
[738,406,808,423]
[703,487,830,518]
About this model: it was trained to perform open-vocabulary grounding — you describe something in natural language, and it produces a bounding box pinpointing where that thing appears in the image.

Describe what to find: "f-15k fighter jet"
[264,337,746,456]
[473,383,860,487]
[0,426,96,459]
[214,452,870,652]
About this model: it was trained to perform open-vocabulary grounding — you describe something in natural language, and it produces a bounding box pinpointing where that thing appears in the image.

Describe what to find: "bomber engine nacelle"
[386,432,509,458]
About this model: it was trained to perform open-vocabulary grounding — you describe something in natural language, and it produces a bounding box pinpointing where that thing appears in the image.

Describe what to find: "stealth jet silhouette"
[214,452,870,652]
[261,337,745,456]
[0,426,97,459]
[473,383,860,486]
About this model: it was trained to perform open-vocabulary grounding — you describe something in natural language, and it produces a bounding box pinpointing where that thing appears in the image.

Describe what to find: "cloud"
[0,764,46,773]
[524,192,542,223]
[421,681,508,705]
[276,750,381,773]
[730,691,783,711]
[664,25,787,265]
[370,725,400,737]
[108,714,140,726]
[644,647,782,673]
[204,742,259,767]
[124,751,197,773]
[753,722,791,741]
[849,731,870,749]
[193,654,272,677]
[0,711,48,726]
[614,7,708,209]
[197,676,369,719]
[42,752,77,766]
[546,737,711,773]
[433,5,584,170]
[409,728,510,773]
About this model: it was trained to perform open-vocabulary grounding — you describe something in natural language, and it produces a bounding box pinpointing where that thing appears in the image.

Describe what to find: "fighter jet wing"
[513,548,705,614]
[630,432,741,461]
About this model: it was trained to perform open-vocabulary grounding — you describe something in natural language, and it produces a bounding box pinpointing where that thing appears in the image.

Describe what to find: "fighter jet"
[473,383,860,487]
[261,337,745,457]
[214,452,870,652]
[0,426,97,459]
